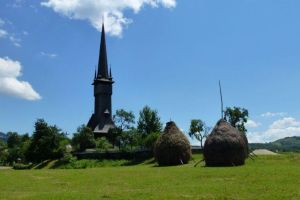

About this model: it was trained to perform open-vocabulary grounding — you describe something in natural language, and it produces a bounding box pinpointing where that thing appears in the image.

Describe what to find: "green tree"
[125,128,140,150]
[5,132,31,164]
[72,125,96,152]
[224,107,249,132]
[110,109,136,150]
[0,140,8,165]
[7,132,21,148]
[113,109,135,131]
[26,119,67,162]
[189,119,210,148]
[137,106,162,137]
[107,127,122,149]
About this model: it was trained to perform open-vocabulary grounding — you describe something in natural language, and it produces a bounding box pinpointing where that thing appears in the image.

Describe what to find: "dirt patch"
[252,149,278,155]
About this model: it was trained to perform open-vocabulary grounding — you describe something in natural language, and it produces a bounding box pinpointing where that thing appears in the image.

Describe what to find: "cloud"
[0,29,8,38]
[0,57,41,101]
[41,0,176,37]
[40,51,58,58]
[261,112,287,118]
[0,18,8,39]
[0,18,22,47]
[9,36,21,47]
[245,119,260,128]
[248,117,300,143]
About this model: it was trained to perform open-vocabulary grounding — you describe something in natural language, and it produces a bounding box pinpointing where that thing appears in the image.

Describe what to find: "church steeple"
[97,23,109,78]
[88,21,115,137]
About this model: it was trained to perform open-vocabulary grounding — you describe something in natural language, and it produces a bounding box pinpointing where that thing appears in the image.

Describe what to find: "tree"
[113,109,135,131]
[7,132,21,148]
[112,109,136,150]
[0,140,8,165]
[137,106,162,137]
[5,132,31,164]
[26,119,67,162]
[72,125,96,152]
[107,127,122,149]
[224,107,249,132]
[189,119,210,148]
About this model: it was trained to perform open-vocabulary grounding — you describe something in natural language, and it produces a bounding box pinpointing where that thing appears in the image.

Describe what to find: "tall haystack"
[154,121,191,166]
[203,119,248,166]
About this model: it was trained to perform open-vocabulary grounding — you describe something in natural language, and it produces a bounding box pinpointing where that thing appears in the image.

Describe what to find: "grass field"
[1,154,300,200]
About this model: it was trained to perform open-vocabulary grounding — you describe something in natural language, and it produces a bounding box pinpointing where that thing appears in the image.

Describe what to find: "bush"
[144,132,160,150]
[154,121,191,166]
[13,163,33,170]
[203,119,248,167]
[60,152,77,164]
[96,138,112,151]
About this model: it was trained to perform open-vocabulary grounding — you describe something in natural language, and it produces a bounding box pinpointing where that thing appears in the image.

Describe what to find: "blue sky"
[0,0,300,143]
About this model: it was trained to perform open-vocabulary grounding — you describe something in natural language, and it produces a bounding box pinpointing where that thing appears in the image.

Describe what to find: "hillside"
[250,136,300,152]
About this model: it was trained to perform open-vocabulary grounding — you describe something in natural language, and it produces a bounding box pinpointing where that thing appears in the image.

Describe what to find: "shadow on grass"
[121,158,156,166]
[33,160,52,169]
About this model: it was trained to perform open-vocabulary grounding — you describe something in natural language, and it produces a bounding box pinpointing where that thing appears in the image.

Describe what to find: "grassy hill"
[0,153,300,199]
[250,136,300,152]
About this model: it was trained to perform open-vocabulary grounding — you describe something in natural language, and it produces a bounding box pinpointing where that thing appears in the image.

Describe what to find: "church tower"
[87,23,115,137]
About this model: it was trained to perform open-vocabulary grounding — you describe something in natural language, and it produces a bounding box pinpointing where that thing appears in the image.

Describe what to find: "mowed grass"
[1,154,300,200]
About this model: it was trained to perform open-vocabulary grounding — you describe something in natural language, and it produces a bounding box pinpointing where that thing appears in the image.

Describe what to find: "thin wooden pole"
[219,80,224,119]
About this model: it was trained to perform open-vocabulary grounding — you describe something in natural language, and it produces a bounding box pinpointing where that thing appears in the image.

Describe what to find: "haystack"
[203,119,248,166]
[154,121,191,166]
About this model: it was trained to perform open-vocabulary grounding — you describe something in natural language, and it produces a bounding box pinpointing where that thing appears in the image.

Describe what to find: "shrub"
[144,132,160,150]
[60,152,77,164]
[96,138,112,151]
[154,121,191,166]
[13,163,32,170]
[203,119,248,167]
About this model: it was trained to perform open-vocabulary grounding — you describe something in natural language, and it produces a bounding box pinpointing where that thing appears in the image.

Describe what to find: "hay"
[203,119,248,166]
[154,121,191,166]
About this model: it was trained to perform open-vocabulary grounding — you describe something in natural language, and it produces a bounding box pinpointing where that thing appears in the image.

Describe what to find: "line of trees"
[0,106,248,166]
[0,105,163,165]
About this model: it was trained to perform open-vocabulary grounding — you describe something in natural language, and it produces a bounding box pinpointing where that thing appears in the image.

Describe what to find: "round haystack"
[204,119,248,166]
[154,121,191,166]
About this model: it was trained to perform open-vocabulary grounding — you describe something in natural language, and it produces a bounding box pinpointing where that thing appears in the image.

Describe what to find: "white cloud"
[0,29,8,38]
[248,117,300,143]
[41,0,176,37]
[245,119,260,128]
[0,57,41,101]
[261,112,287,118]
[9,36,21,47]
[40,51,58,58]
[269,117,300,129]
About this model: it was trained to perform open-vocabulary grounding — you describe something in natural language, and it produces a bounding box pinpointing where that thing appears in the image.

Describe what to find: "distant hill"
[250,136,300,152]
[0,132,7,142]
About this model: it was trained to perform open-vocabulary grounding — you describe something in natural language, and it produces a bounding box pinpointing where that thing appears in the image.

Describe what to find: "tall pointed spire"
[94,66,97,80]
[97,22,108,78]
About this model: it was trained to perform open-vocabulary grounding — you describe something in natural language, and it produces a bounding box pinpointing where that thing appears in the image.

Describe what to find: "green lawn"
[1,154,300,200]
